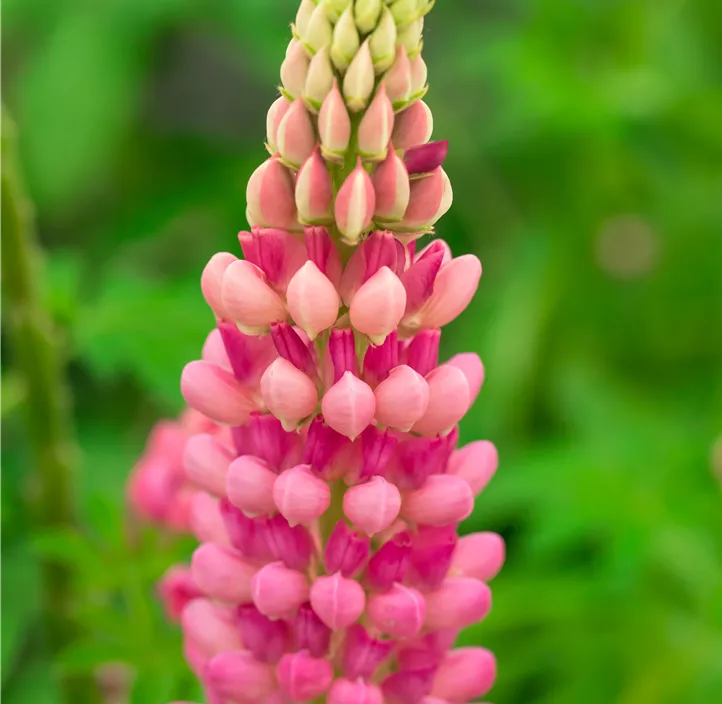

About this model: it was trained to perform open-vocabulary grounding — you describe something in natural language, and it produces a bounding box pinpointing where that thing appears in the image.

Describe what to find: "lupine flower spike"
[133,1,503,702]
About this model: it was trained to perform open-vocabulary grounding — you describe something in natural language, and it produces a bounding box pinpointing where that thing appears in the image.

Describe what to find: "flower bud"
[261,358,319,430]
[273,464,331,525]
[382,667,436,704]
[201,252,237,319]
[183,433,233,497]
[447,440,498,495]
[334,158,375,244]
[404,139,448,175]
[206,651,276,703]
[328,679,384,704]
[366,530,412,591]
[402,475,474,526]
[266,96,292,154]
[409,525,457,589]
[271,322,316,377]
[374,364,430,431]
[363,329,399,386]
[226,455,277,517]
[318,78,351,162]
[368,584,426,638]
[277,98,316,169]
[310,573,366,629]
[358,84,395,161]
[343,476,402,535]
[251,561,309,618]
[341,624,394,679]
[324,0,353,23]
[384,45,412,111]
[355,0,382,34]
[399,18,424,58]
[431,648,497,701]
[281,39,310,100]
[350,266,407,344]
[304,45,334,112]
[301,3,333,56]
[394,166,451,232]
[190,543,255,604]
[325,520,371,577]
[389,0,419,26]
[331,6,360,72]
[237,603,291,663]
[450,532,505,582]
[414,254,482,329]
[191,493,232,548]
[221,260,287,334]
[246,156,298,230]
[293,602,332,657]
[446,352,484,405]
[181,599,242,655]
[392,100,433,150]
[424,578,491,631]
[157,566,201,622]
[343,39,375,112]
[371,146,411,222]
[277,651,334,702]
[412,365,470,437]
[369,6,397,73]
[286,261,340,340]
[409,53,428,98]
[322,371,376,439]
[295,0,317,37]
[181,361,257,426]
[305,225,342,288]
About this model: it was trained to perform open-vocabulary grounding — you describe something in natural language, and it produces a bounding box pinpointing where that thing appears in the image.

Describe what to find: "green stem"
[1,109,94,703]
[319,481,347,554]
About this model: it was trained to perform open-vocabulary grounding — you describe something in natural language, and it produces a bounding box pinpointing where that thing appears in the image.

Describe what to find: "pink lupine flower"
[130,4,506,702]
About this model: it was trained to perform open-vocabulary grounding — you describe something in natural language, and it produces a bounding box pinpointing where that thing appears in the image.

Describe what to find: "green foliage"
[2,0,722,702]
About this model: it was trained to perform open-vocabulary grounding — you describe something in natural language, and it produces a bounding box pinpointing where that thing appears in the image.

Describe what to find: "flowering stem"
[1,109,94,702]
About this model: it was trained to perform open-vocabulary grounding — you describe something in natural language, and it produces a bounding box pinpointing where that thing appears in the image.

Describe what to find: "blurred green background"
[3,0,722,702]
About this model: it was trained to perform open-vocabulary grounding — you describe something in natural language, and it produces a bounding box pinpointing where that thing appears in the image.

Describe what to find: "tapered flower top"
[131,2,504,703]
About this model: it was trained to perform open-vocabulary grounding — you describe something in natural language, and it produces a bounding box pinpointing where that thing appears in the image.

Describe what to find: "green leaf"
[15,10,141,209]
[74,269,211,408]
[1,545,41,684]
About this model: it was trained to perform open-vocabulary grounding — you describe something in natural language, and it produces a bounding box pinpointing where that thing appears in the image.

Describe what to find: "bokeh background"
[3,0,722,702]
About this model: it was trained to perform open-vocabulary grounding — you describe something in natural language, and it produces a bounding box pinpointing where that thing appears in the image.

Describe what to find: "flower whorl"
[133,2,504,702]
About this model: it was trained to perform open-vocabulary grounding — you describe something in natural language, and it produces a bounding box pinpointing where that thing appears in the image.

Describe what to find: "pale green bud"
[355,0,383,35]
[330,6,360,72]
[281,39,311,100]
[397,17,423,58]
[296,0,317,37]
[323,0,352,23]
[302,3,333,56]
[343,39,375,112]
[409,53,428,101]
[389,0,419,26]
[418,0,435,17]
[304,45,335,112]
[369,7,397,74]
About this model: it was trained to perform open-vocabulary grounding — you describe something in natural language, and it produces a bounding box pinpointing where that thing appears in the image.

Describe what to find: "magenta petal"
[270,322,316,376]
[404,140,449,175]
[329,328,356,382]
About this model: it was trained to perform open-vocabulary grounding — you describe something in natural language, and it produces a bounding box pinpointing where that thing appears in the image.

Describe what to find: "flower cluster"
[132,1,505,702]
